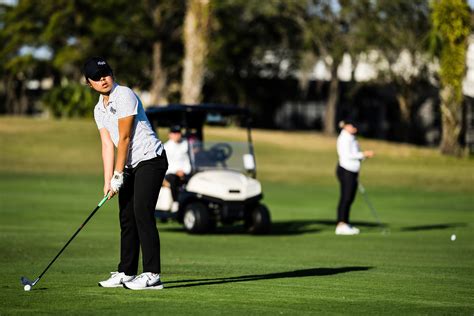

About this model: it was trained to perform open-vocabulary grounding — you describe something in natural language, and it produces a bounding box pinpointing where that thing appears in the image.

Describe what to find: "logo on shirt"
[110,106,117,114]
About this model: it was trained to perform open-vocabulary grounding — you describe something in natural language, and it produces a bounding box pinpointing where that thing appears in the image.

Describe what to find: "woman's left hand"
[103,183,116,200]
[108,190,117,199]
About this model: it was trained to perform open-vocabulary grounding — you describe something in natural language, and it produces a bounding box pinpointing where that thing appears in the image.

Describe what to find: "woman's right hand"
[364,150,375,158]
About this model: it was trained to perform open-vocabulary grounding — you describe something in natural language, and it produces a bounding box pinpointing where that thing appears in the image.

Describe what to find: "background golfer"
[83,57,168,290]
[335,120,374,235]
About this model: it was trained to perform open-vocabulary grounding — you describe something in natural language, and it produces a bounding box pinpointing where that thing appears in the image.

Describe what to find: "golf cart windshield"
[189,141,256,174]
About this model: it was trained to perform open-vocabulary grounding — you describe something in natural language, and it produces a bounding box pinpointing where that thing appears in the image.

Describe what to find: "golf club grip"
[37,196,108,280]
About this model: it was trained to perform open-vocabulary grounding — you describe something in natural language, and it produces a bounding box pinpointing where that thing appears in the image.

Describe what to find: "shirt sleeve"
[93,108,104,130]
[351,143,365,160]
[116,88,138,119]
[182,141,192,174]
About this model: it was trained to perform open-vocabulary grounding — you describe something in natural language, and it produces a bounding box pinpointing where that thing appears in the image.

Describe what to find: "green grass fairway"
[1,117,473,315]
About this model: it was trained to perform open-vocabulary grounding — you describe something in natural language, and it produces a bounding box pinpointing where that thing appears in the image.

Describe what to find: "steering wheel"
[208,143,233,163]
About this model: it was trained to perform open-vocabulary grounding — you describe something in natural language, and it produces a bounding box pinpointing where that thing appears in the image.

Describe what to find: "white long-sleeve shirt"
[164,139,191,175]
[337,129,364,172]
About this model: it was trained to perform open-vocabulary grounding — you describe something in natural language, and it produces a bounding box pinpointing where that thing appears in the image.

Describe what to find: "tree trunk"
[181,0,210,104]
[298,51,317,99]
[324,63,339,135]
[4,77,15,114]
[439,86,462,156]
[396,92,412,142]
[396,94,410,125]
[4,76,28,115]
[181,0,211,104]
[18,79,28,114]
[149,41,168,105]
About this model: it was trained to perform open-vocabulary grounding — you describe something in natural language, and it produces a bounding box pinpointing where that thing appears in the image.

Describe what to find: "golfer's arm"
[115,115,134,173]
[99,128,115,182]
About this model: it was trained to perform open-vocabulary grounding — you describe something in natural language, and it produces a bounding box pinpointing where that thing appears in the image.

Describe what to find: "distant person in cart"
[83,56,168,290]
[164,126,191,212]
[335,120,374,235]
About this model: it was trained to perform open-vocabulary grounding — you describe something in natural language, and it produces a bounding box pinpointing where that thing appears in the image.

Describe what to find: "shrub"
[42,83,96,118]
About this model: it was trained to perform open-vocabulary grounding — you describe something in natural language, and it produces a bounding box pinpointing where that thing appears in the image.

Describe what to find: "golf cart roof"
[147,104,248,116]
[146,104,249,130]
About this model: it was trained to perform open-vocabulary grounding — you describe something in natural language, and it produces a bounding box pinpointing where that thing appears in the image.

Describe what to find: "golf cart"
[146,104,271,234]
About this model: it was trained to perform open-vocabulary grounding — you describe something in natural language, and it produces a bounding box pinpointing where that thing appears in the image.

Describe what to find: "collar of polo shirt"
[98,83,119,110]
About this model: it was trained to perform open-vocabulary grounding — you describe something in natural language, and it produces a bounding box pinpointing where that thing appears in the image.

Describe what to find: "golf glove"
[110,171,124,192]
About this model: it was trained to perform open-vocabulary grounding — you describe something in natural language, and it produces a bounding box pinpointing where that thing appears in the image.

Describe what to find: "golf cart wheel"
[183,202,211,234]
[245,204,271,234]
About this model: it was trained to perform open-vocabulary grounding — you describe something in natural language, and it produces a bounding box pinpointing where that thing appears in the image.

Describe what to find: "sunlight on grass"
[1,117,473,192]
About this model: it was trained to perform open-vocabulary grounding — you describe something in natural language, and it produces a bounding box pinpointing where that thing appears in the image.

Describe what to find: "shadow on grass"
[164,266,373,289]
[160,219,386,236]
[400,223,467,232]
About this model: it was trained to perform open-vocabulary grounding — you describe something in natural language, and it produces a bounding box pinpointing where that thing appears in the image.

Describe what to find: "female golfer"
[83,57,168,290]
[335,120,374,235]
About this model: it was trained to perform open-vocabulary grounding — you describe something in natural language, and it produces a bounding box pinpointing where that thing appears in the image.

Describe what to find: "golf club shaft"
[35,195,109,282]
[358,184,382,226]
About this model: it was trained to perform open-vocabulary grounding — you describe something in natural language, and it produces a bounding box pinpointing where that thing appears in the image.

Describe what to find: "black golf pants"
[336,165,359,224]
[118,152,168,275]
[165,173,183,201]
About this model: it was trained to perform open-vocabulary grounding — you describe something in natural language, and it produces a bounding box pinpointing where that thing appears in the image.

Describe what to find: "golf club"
[21,194,110,291]
[358,183,389,234]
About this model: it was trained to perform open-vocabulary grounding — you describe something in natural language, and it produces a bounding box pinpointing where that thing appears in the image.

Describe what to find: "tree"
[294,0,376,135]
[370,0,432,141]
[207,0,302,118]
[0,0,186,114]
[181,0,212,104]
[0,0,47,114]
[143,0,185,105]
[431,0,471,156]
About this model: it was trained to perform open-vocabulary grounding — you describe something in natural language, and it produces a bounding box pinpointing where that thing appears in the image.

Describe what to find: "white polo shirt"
[337,129,364,173]
[93,83,163,168]
[164,139,191,175]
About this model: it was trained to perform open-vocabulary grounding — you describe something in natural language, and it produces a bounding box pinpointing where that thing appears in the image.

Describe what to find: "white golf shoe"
[123,272,164,290]
[335,223,360,235]
[98,272,135,288]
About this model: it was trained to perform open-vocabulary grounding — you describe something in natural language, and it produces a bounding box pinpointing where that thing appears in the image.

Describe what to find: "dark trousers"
[336,165,359,223]
[165,174,182,201]
[118,152,168,275]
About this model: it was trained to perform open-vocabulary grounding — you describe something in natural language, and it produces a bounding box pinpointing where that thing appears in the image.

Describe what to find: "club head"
[21,276,33,286]
[21,276,39,286]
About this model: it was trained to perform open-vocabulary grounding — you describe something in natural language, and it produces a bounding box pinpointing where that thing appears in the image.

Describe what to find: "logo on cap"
[97,61,106,65]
